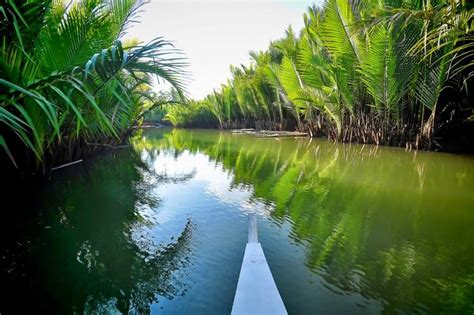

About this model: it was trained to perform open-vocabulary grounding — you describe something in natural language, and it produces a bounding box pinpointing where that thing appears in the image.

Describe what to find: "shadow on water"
[0,148,194,314]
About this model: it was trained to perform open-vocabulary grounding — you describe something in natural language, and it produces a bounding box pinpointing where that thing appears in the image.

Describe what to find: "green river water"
[1,128,474,314]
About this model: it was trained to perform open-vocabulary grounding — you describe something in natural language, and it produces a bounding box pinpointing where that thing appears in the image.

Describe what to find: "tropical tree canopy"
[0,0,187,172]
[161,0,473,151]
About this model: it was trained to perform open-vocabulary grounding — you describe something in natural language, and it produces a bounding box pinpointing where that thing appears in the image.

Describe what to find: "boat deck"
[231,215,287,315]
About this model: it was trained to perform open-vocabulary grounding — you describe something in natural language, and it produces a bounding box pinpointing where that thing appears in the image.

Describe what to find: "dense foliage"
[0,0,187,174]
[162,0,473,151]
[144,89,218,128]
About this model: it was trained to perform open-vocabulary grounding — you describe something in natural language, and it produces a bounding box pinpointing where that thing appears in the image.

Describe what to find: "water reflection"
[1,128,473,314]
[133,128,474,313]
[0,149,194,314]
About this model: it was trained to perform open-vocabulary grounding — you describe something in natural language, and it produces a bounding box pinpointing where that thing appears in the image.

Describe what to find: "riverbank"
[148,122,474,153]
[0,0,187,178]
[156,1,473,154]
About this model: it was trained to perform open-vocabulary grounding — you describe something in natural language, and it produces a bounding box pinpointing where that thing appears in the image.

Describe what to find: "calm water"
[1,128,474,314]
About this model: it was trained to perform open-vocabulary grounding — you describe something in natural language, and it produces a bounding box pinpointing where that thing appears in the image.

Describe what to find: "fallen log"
[231,129,308,138]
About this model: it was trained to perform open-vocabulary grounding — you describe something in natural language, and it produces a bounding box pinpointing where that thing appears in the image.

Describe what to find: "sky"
[126,0,321,99]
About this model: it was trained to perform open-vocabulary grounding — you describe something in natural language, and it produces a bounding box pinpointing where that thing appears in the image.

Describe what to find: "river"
[1,128,473,314]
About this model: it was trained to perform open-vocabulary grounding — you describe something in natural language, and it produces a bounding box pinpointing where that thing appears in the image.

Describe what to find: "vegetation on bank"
[158,0,474,151]
[0,0,187,174]
[2,0,473,177]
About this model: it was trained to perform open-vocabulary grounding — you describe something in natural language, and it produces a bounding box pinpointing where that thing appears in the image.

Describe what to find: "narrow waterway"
[1,128,473,314]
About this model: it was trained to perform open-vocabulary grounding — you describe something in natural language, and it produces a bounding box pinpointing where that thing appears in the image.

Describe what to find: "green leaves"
[164,0,472,150]
[0,135,17,167]
[0,0,188,170]
[359,24,400,110]
[320,0,361,63]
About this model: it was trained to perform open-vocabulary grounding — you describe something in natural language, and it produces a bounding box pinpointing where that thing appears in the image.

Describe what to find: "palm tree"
[160,0,473,150]
[0,0,187,171]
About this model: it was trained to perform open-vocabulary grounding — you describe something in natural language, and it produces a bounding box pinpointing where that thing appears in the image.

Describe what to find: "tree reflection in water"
[0,148,195,314]
[135,128,474,314]
[2,128,473,314]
